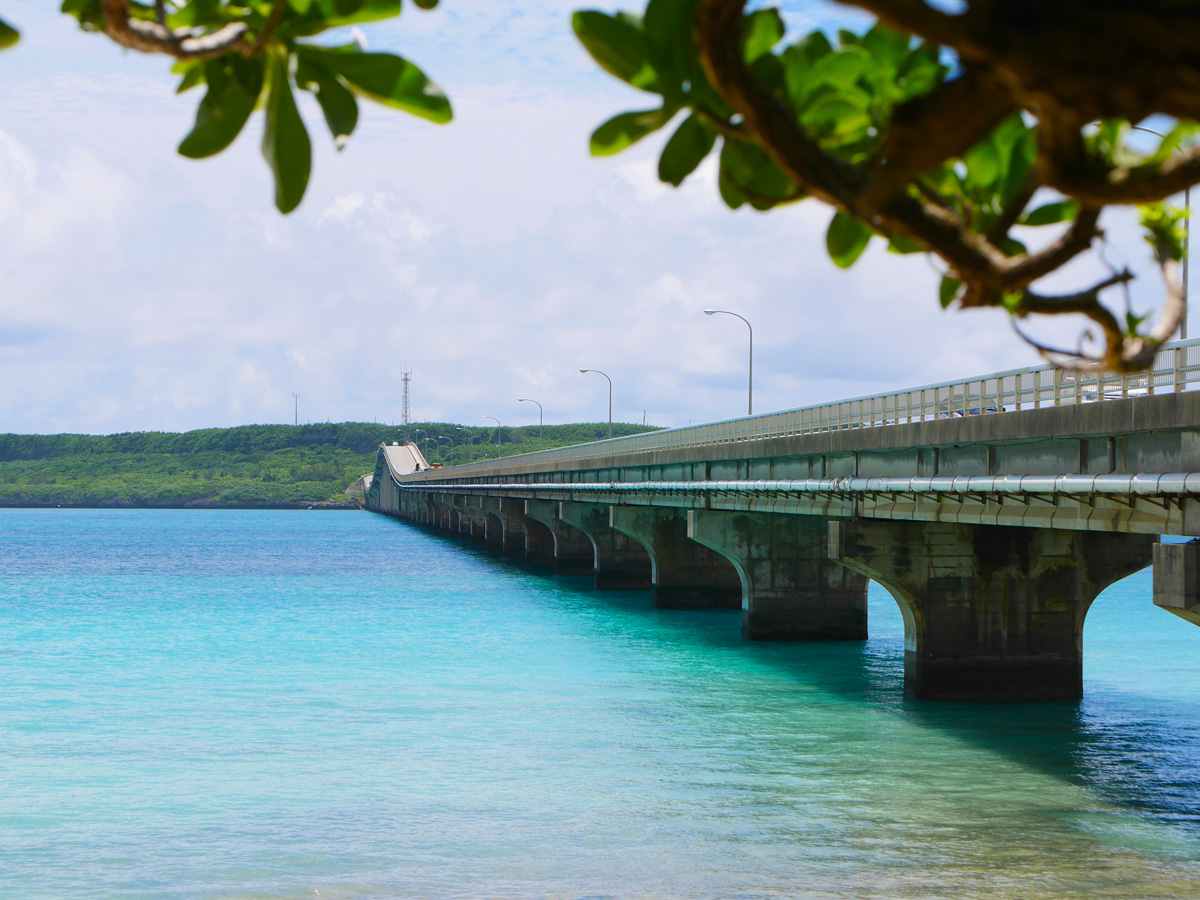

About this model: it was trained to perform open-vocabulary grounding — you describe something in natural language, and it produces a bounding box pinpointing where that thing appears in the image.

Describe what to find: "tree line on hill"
[0,421,660,509]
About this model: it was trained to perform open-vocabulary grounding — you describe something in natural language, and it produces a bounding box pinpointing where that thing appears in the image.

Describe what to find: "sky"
[0,0,1177,434]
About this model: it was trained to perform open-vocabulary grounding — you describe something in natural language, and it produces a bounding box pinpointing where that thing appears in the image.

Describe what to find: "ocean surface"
[2,509,1200,899]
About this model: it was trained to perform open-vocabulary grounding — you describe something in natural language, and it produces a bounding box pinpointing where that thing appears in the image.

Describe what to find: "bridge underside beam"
[610,507,740,609]
[687,510,868,641]
[559,501,652,590]
[525,500,598,576]
[830,520,1154,701]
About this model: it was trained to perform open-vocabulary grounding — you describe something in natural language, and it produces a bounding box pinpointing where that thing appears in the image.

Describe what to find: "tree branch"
[694,0,863,213]
[986,172,1037,246]
[1049,145,1200,205]
[1000,205,1101,286]
[827,0,980,51]
[861,70,1015,214]
[101,0,250,60]
[249,0,287,56]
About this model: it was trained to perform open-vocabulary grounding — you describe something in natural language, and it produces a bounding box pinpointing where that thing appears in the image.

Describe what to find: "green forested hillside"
[0,421,660,509]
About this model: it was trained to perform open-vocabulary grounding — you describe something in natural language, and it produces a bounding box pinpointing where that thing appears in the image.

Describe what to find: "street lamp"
[579,369,613,439]
[518,398,544,452]
[1132,124,1190,340]
[456,426,472,462]
[481,416,502,458]
[437,435,451,465]
[414,428,426,448]
[704,308,753,415]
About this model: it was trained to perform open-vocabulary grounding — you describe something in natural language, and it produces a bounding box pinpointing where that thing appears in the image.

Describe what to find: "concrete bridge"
[368,340,1200,702]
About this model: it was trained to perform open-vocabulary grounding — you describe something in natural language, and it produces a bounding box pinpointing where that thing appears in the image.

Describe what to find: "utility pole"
[401,368,412,425]
[292,391,299,427]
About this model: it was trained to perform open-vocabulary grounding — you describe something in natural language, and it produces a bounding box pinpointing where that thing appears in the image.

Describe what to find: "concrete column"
[481,509,505,552]
[558,501,652,590]
[688,510,867,640]
[458,502,489,545]
[1154,540,1200,625]
[481,498,526,558]
[830,520,1154,701]
[435,500,462,535]
[610,507,741,609]
[451,497,497,548]
[524,500,596,576]
[498,498,555,566]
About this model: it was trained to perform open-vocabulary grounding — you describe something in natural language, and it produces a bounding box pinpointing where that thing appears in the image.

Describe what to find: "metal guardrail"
[419,337,1200,479]
[399,473,1200,497]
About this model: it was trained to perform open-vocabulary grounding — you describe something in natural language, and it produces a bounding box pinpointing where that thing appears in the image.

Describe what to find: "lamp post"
[456,426,472,462]
[1132,125,1190,340]
[414,428,426,448]
[579,369,613,439]
[437,435,451,465]
[704,308,753,415]
[518,398,544,452]
[481,416,501,458]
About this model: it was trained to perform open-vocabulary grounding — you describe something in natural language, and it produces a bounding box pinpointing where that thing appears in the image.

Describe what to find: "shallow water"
[1,509,1199,899]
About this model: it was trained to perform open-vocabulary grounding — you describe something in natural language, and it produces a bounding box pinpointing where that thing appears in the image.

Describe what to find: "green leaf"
[790,30,833,66]
[573,11,658,91]
[1000,236,1027,257]
[722,140,797,205]
[1019,200,1079,227]
[1139,201,1188,262]
[887,233,924,254]
[0,17,18,51]
[297,47,451,123]
[262,52,312,214]
[590,107,673,156]
[999,129,1036,207]
[799,92,872,145]
[284,0,403,37]
[175,64,205,95]
[826,211,872,268]
[297,59,358,149]
[939,276,962,308]
[644,0,695,91]
[742,9,784,63]
[860,23,911,67]
[963,136,1002,189]
[787,46,871,109]
[1144,120,1200,166]
[658,113,715,185]
[178,60,261,159]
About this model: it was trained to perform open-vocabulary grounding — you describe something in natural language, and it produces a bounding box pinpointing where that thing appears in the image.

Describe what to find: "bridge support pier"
[481,499,526,558]
[1153,540,1200,625]
[610,507,740,609]
[524,500,596,576]
[498,499,555,566]
[559,501,652,590]
[688,510,868,640]
[830,520,1154,701]
[448,498,488,545]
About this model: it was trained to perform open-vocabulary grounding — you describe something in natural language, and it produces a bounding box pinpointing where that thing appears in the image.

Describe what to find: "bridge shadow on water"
[390,516,1200,839]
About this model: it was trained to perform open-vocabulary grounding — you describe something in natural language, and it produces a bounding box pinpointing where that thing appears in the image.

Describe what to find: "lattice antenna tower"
[401,367,412,426]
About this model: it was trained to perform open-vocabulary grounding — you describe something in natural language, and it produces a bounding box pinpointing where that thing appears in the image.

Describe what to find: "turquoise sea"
[3,509,1200,899]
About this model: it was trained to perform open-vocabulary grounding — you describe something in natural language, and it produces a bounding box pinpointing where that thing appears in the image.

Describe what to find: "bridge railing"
[422,337,1200,478]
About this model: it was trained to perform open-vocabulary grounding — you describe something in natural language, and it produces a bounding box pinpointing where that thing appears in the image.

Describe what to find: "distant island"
[0,422,660,510]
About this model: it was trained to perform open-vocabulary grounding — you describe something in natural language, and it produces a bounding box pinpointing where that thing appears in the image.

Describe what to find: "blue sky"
[0,1,1170,433]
